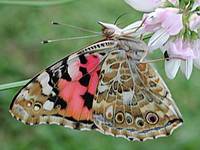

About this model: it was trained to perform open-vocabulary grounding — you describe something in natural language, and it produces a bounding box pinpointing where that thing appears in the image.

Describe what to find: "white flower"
[124,0,179,12]
[143,8,183,51]
[125,0,200,80]
[163,39,200,79]
[189,13,200,31]
[193,39,200,69]
[125,0,163,12]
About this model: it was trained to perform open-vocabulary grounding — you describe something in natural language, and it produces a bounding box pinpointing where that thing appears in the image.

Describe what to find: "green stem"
[0,79,30,91]
[0,0,75,6]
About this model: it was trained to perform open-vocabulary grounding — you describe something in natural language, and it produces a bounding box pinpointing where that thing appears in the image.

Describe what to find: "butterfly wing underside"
[9,40,117,130]
[9,36,183,141]
[93,41,183,141]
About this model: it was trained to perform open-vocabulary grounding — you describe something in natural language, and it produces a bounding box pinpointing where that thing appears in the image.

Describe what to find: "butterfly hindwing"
[9,40,117,130]
[93,39,183,141]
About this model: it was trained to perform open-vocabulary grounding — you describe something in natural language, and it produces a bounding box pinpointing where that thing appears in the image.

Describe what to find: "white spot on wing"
[106,105,113,119]
[17,90,29,100]
[43,100,54,111]
[37,72,53,95]
[13,104,29,121]
[122,91,134,105]
[169,105,177,115]
[98,84,108,93]
[50,61,62,71]
[68,57,80,80]
[68,53,78,61]
[39,116,48,124]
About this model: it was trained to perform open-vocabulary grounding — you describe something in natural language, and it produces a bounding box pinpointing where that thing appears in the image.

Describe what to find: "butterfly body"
[10,22,183,141]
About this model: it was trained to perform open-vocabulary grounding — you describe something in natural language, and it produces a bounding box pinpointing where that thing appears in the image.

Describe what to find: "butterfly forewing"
[9,40,117,130]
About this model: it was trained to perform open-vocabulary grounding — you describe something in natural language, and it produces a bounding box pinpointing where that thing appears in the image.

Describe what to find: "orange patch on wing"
[137,63,147,71]
[57,54,101,121]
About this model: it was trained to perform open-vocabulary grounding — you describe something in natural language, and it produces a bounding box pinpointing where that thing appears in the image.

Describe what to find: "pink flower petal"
[161,13,183,35]
[143,11,163,32]
[143,8,183,35]
[167,39,195,59]
[164,38,199,78]
[189,13,200,31]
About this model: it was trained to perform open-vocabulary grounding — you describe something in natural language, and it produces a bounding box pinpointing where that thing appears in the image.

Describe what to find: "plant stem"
[0,0,75,6]
[0,79,30,91]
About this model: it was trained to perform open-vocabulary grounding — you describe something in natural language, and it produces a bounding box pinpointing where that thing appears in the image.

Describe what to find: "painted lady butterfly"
[9,22,183,141]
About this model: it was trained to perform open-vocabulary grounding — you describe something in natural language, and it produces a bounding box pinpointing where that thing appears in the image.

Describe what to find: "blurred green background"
[0,0,200,150]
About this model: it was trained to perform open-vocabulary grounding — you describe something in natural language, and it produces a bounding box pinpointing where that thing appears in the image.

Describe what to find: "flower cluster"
[125,0,200,79]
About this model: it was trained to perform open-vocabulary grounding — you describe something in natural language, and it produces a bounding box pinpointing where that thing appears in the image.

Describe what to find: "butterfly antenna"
[114,12,129,25]
[134,17,147,32]
[51,21,102,35]
[41,34,100,44]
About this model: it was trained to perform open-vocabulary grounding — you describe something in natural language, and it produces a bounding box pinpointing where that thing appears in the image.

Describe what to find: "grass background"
[0,0,200,149]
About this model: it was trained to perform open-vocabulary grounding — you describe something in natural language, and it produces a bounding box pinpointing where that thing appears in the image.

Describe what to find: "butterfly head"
[98,21,122,38]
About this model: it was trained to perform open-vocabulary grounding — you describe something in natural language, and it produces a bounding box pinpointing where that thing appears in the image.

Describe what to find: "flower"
[125,0,200,79]
[189,13,200,31]
[163,39,198,79]
[193,39,200,69]
[168,0,179,6]
[124,0,179,12]
[124,0,163,12]
[192,0,200,11]
[144,8,183,50]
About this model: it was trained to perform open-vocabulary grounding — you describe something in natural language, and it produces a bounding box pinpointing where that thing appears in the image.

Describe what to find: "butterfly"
[9,21,183,141]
